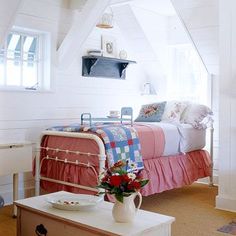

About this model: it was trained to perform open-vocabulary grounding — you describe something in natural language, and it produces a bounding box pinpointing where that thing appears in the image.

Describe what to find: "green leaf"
[97,182,111,190]
[140,179,149,187]
[115,194,123,203]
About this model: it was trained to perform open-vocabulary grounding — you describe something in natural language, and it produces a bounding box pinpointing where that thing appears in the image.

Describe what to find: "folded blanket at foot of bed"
[48,124,144,170]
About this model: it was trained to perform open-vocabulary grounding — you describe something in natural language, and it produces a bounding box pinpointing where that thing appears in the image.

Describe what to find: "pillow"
[135,102,166,122]
[178,124,206,152]
[180,103,213,129]
[162,101,188,123]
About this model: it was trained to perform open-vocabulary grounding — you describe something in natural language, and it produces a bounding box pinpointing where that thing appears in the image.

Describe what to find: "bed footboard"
[35,131,106,196]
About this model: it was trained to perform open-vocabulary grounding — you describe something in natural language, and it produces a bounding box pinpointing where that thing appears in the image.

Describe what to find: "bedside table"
[0,141,33,216]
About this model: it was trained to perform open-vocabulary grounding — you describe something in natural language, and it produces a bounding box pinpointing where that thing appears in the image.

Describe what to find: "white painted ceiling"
[132,0,176,16]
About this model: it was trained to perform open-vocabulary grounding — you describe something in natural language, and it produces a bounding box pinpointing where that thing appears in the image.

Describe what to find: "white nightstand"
[0,141,33,216]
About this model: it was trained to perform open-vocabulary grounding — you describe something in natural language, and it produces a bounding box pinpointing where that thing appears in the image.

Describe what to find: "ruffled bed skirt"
[40,149,211,196]
[141,150,211,196]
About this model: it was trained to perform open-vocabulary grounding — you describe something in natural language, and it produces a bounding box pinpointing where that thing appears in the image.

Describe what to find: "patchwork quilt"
[48,124,144,170]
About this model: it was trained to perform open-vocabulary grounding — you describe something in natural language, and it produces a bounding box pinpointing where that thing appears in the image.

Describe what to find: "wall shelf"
[82,56,136,79]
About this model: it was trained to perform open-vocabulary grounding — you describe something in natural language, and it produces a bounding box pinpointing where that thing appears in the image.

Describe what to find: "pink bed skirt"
[140,150,211,196]
[40,148,211,196]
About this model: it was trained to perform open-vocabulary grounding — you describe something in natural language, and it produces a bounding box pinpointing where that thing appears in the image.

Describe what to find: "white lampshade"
[142,82,157,95]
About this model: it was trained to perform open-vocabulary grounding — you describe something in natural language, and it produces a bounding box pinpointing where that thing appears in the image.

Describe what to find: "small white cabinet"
[0,142,33,216]
[0,142,32,176]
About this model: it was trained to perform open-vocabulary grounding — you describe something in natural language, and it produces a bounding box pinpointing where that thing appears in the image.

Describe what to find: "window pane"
[7,33,21,60]
[22,61,37,87]
[6,60,21,86]
[1,30,42,90]
[167,44,208,104]
[23,36,37,61]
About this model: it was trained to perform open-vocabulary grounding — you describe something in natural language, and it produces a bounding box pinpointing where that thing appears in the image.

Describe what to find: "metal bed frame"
[35,124,214,196]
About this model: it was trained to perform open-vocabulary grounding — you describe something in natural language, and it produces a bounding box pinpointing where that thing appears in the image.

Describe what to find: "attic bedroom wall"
[170,0,219,168]
[0,0,167,204]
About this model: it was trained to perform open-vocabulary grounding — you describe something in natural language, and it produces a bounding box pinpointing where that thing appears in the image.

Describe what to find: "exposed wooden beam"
[0,0,22,47]
[57,0,111,69]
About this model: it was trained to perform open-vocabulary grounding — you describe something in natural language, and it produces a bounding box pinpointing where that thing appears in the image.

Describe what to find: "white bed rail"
[35,131,106,196]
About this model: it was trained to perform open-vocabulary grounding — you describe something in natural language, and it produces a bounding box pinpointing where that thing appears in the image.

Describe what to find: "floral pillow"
[135,102,167,122]
[180,103,213,129]
[162,101,188,123]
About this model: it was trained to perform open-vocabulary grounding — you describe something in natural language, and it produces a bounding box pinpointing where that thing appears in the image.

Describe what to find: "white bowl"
[46,194,103,211]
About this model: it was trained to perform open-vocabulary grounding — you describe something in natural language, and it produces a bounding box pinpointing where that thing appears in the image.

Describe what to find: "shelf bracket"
[88,58,99,75]
[119,63,129,78]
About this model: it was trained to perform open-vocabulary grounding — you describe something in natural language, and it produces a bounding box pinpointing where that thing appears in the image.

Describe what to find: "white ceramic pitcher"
[112,192,142,223]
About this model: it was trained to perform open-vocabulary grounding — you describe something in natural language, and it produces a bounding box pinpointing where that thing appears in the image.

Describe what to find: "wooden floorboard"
[0,205,16,236]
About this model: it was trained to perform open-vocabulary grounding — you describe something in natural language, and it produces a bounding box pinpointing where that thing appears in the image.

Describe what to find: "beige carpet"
[141,183,236,236]
[0,183,236,236]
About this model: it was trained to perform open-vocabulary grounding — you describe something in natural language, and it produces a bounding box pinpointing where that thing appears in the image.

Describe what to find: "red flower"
[97,161,149,203]
[127,180,141,190]
[127,183,133,190]
[132,181,141,189]
[110,175,122,187]
[122,174,130,183]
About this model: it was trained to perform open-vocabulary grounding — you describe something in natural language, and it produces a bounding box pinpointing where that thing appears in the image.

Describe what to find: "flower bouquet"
[97,160,149,203]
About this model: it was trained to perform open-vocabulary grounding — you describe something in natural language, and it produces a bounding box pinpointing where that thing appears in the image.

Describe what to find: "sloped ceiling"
[57,0,111,68]
[0,0,219,76]
[132,0,176,16]
[171,0,219,75]
[0,0,22,47]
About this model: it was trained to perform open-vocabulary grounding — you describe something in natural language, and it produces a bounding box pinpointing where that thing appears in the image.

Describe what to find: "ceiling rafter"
[57,0,112,69]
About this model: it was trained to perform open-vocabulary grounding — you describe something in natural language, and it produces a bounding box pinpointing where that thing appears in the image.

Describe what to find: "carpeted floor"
[0,183,236,236]
[141,183,236,236]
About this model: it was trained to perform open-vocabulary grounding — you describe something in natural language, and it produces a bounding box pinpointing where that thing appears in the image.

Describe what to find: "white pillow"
[180,103,213,129]
[162,101,188,123]
[178,124,206,153]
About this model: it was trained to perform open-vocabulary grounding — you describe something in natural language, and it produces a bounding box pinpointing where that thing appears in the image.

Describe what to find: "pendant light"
[96,10,113,29]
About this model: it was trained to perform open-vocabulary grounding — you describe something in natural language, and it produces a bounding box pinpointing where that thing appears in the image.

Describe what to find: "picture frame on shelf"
[101,35,117,58]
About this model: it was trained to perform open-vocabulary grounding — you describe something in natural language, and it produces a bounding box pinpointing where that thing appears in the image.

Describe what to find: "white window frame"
[0,28,50,92]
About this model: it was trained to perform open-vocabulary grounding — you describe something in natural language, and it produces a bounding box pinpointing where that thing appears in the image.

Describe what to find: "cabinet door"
[0,145,32,176]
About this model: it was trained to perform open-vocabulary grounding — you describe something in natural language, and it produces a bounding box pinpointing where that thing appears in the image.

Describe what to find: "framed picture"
[101,35,117,58]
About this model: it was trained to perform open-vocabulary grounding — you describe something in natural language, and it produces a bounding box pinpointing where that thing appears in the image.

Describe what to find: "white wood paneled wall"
[171,0,219,75]
[170,0,219,170]
[216,0,236,213]
[0,0,146,204]
[112,4,169,100]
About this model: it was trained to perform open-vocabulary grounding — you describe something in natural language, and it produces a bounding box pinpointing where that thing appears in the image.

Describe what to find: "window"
[167,44,210,106]
[0,29,50,91]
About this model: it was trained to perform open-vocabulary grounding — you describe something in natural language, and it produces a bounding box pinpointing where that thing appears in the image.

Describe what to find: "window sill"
[0,87,53,93]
